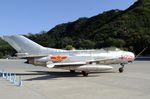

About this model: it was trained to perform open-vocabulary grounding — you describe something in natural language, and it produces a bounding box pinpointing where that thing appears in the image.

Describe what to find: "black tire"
[81,71,88,77]
[119,68,124,73]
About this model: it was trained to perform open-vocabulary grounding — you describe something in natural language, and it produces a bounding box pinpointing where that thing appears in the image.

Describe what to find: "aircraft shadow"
[15,70,116,81]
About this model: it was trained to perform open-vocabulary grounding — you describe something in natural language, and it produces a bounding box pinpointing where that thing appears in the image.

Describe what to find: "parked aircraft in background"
[2,35,135,76]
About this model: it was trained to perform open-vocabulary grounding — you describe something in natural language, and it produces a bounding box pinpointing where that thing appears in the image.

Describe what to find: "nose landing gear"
[119,63,125,73]
[119,67,124,73]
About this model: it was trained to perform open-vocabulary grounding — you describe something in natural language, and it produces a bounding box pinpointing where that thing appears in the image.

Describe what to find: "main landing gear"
[81,71,89,77]
[70,70,75,73]
[70,70,89,76]
[119,63,125,73]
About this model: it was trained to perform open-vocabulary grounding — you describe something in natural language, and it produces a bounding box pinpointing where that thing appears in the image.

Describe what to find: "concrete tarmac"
[0,59,150,99]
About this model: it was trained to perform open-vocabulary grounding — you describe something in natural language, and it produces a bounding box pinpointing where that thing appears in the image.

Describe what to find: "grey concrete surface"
[0,59,150,99]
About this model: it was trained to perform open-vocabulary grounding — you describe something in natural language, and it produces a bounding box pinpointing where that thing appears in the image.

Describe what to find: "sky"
[0,0,137,36]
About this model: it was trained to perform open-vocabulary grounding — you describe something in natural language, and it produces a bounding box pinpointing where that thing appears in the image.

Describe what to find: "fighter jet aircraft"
[2,35,135,76]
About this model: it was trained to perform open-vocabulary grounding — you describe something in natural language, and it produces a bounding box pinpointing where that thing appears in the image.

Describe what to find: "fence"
[0,69,22,87]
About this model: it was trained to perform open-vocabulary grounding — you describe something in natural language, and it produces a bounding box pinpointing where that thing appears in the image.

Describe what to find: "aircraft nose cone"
[128,52,135,61]
[122,52,135,61]
[131,52,135,60]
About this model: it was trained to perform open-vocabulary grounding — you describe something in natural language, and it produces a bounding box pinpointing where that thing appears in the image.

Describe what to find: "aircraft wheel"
[119,68,124,73]
[70,70,75,73]
[82,71,88,77]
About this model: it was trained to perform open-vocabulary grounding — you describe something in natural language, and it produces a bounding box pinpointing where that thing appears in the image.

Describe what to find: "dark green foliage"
[0,38,16,58]
[65,45,74,50]
[0,0,150,58]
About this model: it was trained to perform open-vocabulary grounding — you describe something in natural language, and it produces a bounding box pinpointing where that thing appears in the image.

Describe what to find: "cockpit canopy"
[102,47,121,51]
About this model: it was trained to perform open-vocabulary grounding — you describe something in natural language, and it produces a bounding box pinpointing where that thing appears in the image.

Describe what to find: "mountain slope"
[44,0,150,54]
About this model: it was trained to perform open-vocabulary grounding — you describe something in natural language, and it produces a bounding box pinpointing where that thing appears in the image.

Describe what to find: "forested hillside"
[0,0,150,58]
[0,38,16,58]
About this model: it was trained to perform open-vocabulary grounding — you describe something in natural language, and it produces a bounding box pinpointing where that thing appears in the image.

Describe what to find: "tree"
[65,45,74,50]
[80,40,96,49]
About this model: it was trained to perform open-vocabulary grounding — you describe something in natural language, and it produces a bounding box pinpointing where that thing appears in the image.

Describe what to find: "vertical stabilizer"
[2,35,45,54]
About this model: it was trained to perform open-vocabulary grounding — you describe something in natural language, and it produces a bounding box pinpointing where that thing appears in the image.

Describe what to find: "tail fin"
[2,35,45,54]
